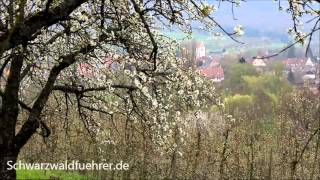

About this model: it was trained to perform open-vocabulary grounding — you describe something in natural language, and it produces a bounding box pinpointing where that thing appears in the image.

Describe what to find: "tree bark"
[266,148,273,180]
[0,150,18,180]
[219,129,229,180]
[0,115,19,180]
[0,53,23,179]
[170,126,179,180]
[192,124,201,179]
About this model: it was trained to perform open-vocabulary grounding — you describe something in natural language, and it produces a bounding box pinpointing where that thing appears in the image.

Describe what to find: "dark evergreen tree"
[288,70,295,84]
[239,57,246,63]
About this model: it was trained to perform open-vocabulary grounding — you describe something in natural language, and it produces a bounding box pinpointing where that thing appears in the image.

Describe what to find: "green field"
[17,169,97,180]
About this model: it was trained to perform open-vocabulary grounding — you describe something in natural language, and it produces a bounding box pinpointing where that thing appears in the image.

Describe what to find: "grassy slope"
[17,169,97,180]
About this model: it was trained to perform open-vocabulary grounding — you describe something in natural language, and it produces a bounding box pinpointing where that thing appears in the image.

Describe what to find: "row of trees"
[18,62,320,179]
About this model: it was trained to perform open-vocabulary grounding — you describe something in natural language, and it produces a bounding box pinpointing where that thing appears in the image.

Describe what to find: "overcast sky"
[212,0,315,32]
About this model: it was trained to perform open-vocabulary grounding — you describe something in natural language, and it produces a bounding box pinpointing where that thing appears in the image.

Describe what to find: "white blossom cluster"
[277,0,320,45]
[1,0,239,154]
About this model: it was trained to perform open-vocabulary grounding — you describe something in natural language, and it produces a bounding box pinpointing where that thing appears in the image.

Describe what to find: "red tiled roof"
[200,66,224,79]
[283,58,306,66]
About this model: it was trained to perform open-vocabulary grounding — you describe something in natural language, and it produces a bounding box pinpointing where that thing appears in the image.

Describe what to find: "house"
[252,57,266,72]
[303,71,316,83]
[252,57,266,67]
[200,66,224,82]
[283,58,306,72]
[304,57,315,72]
[283,57,319,86]
[305,57,314,66]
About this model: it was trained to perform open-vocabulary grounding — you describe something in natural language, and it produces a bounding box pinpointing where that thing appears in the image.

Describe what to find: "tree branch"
[0,0,88,53]
[1,52,24,116]
[53,84,138,94]
[14,41,97,150]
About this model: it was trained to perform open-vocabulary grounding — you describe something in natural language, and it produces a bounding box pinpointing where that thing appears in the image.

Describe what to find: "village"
[181,41,320,92]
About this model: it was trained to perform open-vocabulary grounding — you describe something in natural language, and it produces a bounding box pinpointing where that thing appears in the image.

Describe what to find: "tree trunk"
[219,129,229,180]
[0,115,19,180]
[0,53,23,180]
[170,126,179,180]
[0,150,18,180]
[192,127,201,179]
[0,113,19,180]
[266,148,273,180]
[0,92,19,180]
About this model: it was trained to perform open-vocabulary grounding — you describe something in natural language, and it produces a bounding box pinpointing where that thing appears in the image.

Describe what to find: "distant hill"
[164,27,289,43]
[163,27,289,55]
